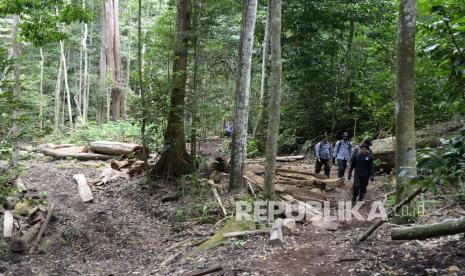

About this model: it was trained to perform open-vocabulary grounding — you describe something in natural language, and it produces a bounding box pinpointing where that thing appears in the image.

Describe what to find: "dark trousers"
[337,159,348,178]
[315,158,330,178]
[352,173,369,202]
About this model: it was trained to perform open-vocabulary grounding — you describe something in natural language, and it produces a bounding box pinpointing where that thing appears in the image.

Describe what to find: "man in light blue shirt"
[333,132,353,178]
[314,135,332,178]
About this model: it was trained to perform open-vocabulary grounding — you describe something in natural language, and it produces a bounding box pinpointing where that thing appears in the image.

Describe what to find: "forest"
[0,0,464,275]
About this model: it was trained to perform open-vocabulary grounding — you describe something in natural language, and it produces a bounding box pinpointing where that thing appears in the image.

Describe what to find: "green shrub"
[416,127,465,200]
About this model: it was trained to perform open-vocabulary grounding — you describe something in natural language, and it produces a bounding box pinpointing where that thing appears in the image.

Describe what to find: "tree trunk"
[263,0,282,200]
[11,15,20,166]
[138,0,149,171]
[126,1,132,86]
[152,0,192,178]
[229,0,258,193]
[190,1,201,167]
[97,1,107,125]
[82,12,89,123]
[395,0,417,203]
[253,0,271,153]
[54,52,64,134]
[60,40,73,129]
[39,47,45,132]
[99,0,124,122]
[391,218,465,240]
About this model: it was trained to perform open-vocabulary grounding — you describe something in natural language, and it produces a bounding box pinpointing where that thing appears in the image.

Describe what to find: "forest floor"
[2,138,465,275]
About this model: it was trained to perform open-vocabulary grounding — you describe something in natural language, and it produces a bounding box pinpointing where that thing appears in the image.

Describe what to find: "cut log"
[248,155,305,163]
[275,184,326,202]
[269,218,283,246]
[73,174,94,203]
[223,228,274,238]
[276,178,324,190]
[43,143,75,150]
[391,218,465,240]
[111,160,131,170]
[357,186,426,243]
[372,120,464,171]
[276,167,327,180]
[3,210,14,238]
[89,141,142,156]
[180,266,223,276]
[208,180,228,217]
[43,147,114,161]
[29,204,54,253]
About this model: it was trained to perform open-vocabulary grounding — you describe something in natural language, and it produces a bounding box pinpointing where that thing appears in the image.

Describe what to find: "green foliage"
[417,127,465,199]
[176,208,187,222]
[53,120,144,145]
[247,138,260,158]
[277,129,297,154]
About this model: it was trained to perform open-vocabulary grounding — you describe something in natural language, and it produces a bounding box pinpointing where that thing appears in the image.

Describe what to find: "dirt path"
[3,146,465,275]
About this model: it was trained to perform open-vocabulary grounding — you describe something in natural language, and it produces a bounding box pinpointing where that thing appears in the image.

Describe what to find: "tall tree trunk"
[39,47,45,132]
[263,0,282,200]
[395,0,417,203]
[190,1,201,167]
[54,52,64,134]
[60,40,73,129]
[97,2,107,125]
[229,0,258,193]
[82,20,89,123]
[11,15,20,166]
[153,0,192,178]
[138,0,149,171]
[126,1,132,86]
[100,0,124,122]
[253,0,271,153]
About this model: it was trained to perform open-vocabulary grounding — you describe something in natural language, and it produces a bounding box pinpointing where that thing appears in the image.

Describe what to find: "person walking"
[348,143,374,203]
[314,135,332,178]
[333,132,353,178]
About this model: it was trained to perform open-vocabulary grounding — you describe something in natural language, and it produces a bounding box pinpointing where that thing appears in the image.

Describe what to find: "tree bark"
[190,1,201,167]
[229,0,258,193]
[264,0,282,200]
[97,1,107,125]
[82,11,89,124]
[54,51,64,134]
[99,0,124,122]
[126,1,132,86]
[395,0,417,203]
[253,0,271,152]
[60,40,73,129]
[11,15,21,166]
[39,47,45,132]
[391,218,465,240]
[152,0,193,178]
[138,0,149,171]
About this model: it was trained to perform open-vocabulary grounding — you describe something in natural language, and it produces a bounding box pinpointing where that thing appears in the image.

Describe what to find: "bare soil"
[2,140,465,275]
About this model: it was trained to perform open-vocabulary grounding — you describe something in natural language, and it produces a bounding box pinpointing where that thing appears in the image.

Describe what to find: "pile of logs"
[42,141,155,178]
[245,163,344,202]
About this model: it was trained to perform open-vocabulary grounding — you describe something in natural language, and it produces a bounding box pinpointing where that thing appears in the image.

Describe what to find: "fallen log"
[111,160,132,170]
[223,228,274,238]
[372,120,464,171]
[391,218,465,240]
[3,210,14,238]
[275,178,324,190]
[248,155,305,163]
[73,174,94,203]
[43,147,114,161]
[180,266,223,276]
[275,184,326,201]
[276,167,327,180]
[29,204,54,253]
[89,141,142,156]
[357,186,426,243]
[269,218,283,246]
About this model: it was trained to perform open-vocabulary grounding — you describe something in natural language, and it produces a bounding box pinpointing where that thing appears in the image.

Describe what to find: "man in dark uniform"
[348,143,374,203]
